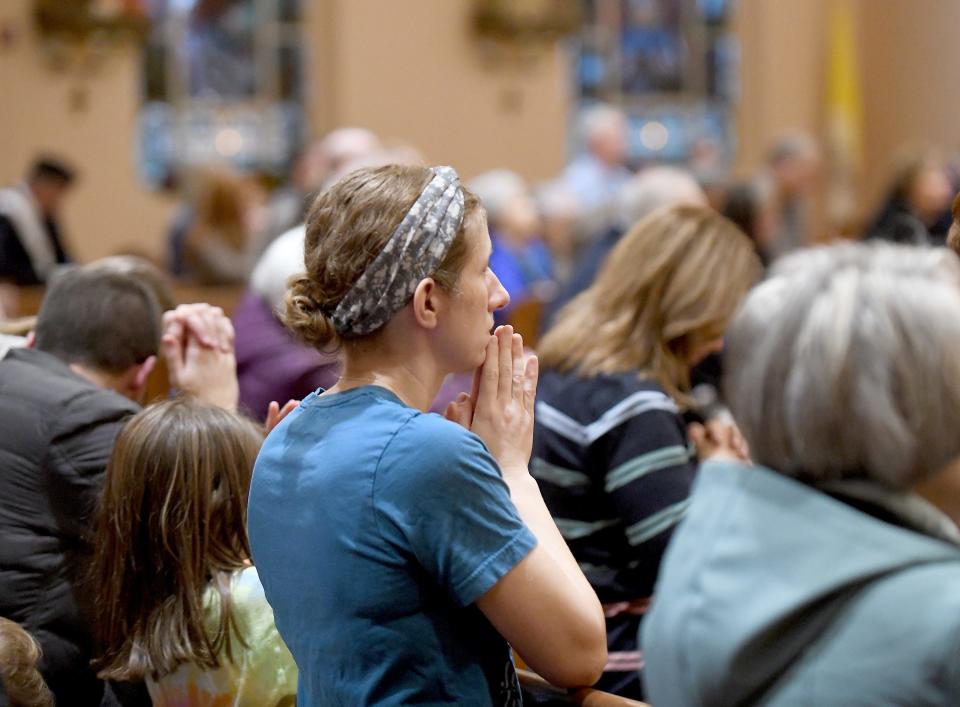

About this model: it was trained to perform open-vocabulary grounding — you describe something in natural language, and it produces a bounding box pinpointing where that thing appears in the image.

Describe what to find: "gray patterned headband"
[331,166,465,336]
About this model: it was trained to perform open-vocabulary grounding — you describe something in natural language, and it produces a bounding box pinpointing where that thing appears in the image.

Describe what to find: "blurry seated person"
[866,151,954,246]
[722,181,778,268]
[0,157,75,285]
[545,166,705,326]
[234,225,339,420]
[171,168,264,285]
[468,170,554,323]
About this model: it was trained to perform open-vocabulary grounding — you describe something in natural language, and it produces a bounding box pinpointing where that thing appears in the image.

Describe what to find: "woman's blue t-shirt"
[247,386,538,706]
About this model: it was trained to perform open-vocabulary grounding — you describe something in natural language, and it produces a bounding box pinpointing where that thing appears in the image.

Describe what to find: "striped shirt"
[532,370,697,697]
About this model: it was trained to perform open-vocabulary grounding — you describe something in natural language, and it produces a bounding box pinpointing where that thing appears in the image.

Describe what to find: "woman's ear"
[412,277,443,330]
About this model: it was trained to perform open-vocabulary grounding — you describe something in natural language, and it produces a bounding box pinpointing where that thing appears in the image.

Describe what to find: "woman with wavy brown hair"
[532,203,762,698]
[89,398,297,706]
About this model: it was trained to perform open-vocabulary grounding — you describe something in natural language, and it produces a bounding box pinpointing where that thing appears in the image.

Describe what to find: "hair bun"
[283,274,340,351]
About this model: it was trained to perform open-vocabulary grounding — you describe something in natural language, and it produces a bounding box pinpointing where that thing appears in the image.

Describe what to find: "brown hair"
[886,149,943,203]
[86,255,178,313]
[34,266,161,373]
[90,398,263,681]
[186,168,253,253]
[0,618,52,707]
[538,204,761,402]
[284,164,478,351]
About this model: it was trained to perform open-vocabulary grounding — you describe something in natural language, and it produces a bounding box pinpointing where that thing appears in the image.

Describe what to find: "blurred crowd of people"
[4,103,960,707]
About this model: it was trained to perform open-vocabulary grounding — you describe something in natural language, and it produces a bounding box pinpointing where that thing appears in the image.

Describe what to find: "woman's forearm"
[504,470,603,608]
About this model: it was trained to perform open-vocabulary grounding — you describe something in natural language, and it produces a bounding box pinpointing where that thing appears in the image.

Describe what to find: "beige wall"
[312,0,569,182]
[0,0,569,265]
[4,0,960,259]
[733,0,827,175]
[735,0,960,232]
[0,0,175,263]
[858,0,960,216]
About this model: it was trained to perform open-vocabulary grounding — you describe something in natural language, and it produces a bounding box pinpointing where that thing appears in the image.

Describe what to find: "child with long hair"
[89,398,296,707]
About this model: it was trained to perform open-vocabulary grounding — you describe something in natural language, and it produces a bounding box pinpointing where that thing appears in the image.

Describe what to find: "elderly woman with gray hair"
[643,242,960,706]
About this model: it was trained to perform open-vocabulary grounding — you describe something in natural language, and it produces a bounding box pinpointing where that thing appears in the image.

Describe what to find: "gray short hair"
[766,131,819,166]
[725,242,960,489]
[578,104,627,147]
[467,169,527,227]
[616,166,706,230]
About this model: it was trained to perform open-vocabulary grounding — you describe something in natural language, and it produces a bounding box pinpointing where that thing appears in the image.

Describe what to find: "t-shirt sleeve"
[373,415,537,607]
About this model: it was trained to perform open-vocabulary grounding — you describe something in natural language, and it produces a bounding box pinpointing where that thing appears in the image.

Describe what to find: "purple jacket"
[233,290,339,420]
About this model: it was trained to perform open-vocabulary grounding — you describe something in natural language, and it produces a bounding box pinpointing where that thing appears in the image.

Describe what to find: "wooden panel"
[507,297,547,349]
[13,285,245,318]
[517,669,650,706]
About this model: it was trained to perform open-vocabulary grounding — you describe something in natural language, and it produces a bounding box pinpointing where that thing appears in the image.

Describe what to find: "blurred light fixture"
[639,120,669,151]
[214,127,243,157]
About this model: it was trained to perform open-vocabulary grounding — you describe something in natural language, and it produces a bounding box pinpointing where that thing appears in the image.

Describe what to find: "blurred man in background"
[0,157,76,286]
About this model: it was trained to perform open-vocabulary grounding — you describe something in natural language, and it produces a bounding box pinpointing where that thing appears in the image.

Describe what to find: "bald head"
[298,127,383,192]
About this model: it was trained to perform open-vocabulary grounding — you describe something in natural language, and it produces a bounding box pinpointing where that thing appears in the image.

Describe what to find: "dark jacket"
[543,226,622,328]
[0,348,138,705]
[0,214,71,285]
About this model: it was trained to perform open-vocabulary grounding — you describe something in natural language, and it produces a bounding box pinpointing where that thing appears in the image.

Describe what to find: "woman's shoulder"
[538,368,677,423]
[389,411,491,460]
[372,413,504,498]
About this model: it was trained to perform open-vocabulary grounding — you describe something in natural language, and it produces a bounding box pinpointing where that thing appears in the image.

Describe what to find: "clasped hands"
[444,325,539,474]
[160,303,239,411]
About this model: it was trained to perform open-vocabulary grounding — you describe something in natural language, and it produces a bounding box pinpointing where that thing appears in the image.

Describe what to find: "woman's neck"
[327,343,446,412]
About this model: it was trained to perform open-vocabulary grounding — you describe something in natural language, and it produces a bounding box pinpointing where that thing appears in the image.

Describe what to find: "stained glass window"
[572,0,738,166]
[138,0,305,187]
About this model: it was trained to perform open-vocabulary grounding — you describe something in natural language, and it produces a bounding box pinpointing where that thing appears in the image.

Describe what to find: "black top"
[0,348,138,705]
[0,213,71,285]
[531,369,698,696]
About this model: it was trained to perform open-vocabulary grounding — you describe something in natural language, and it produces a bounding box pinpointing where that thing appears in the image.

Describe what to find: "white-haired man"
[560,104,632,211]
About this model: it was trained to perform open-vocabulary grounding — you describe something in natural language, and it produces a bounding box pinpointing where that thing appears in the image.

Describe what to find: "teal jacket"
[642,461,960,706]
